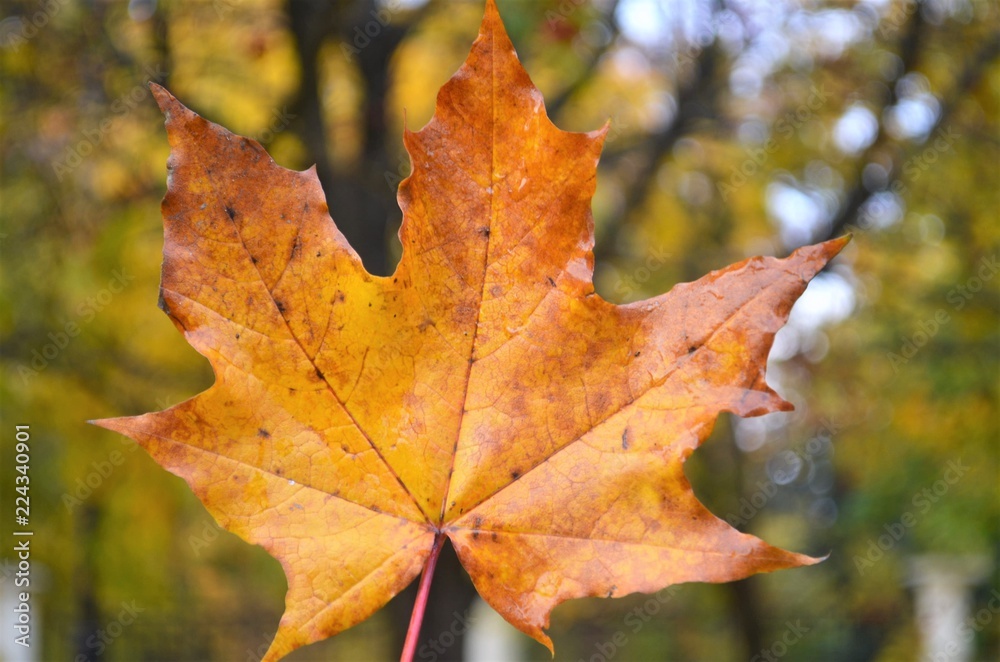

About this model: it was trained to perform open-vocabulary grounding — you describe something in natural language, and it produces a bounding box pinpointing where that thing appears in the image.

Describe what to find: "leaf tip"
[89,416,141,440]
[89,416,120,431]
[802,550,830,565]
[828,232,852,254]
[537,632,555,657]
[149,83,178,115]
[590,120,612,152]
[774,548,828,571]
[479,0,514,53]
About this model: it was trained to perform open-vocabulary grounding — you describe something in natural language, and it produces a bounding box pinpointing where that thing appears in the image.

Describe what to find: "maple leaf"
[94,1,848,659]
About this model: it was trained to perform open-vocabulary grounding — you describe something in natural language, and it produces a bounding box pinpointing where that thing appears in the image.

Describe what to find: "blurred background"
[1,0,998,660]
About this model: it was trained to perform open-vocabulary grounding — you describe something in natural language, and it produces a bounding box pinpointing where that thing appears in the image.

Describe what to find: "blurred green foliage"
[0,0,997,660]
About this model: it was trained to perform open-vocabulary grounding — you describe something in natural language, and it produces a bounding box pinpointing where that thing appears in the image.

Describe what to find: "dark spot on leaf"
[257,428,270,438]
[511,470,521,480]
[491,532,498,541]
[235,333,240,339]
[341,444,349,453]
[225,206,236,220]
[594,392,610,414]
[251,256,258,265]
[688,345,698,354]
[371,505,381,513]
[473,516,483,528]
[634,351,641,357]
[621,429,630,450]
[316,251,322,257]
[315,368,325,380]
[472,531,479,540]
[336,291,346,303]
[547,276,556,286]
[479,227,490,237]
[450,501,456,508]
[276,300,286,314]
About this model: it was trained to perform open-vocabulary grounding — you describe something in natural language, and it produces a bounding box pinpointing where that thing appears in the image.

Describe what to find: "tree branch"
[824,23,999,242]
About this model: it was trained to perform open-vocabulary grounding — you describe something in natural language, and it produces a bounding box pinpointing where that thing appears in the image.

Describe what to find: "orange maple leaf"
[95,1,847,659]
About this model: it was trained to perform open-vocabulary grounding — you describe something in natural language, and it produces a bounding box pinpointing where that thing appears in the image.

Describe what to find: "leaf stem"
[400,532,445,662]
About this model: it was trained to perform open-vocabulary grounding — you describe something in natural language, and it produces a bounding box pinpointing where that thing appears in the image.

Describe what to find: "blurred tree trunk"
[287,0,427,276]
